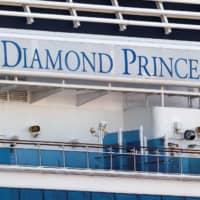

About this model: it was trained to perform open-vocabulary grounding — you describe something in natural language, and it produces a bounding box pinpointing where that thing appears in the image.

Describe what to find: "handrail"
[0,0,200,34]
[1,138,200,175]
[145,0,200,5]
[1,139,200,155]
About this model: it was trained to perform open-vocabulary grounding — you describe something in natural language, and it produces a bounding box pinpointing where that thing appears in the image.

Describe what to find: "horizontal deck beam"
[0,166,200,197]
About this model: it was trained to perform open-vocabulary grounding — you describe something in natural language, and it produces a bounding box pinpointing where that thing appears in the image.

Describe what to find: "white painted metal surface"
[0,166,200,197]
[124,106,200,141]
[1,28,200,89]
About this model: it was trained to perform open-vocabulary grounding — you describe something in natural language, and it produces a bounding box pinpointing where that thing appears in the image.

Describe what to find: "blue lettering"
[99,53,113,73]
[159,57,173,77]
[22,48,30,68]
[138,56,150,77]
[81,52,96,72]
[152,56,158,76]
[45,49,62,70]
[122,48,136,75]
[65,50,80,71]
[174,58,188,79]
[30,49,43,69]
[2,40,21,67]
[189,59,199,80]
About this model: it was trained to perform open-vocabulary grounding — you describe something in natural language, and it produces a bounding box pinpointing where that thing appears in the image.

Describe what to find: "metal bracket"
[66,0,80,28]
[111,0,127,31]
[29,88,62,104]
[76,91,108,106]
[156,1,172,34]
[23,5,34,24]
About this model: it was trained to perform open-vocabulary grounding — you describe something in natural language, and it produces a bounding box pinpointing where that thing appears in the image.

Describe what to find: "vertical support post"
[143,136,148,155]
[110,0,127,31]
[188,96,192,108]
[161,86,165,107]
[157,149,160,173]
[14,145,18,165]
[156,1,172,35]
[133,148,137,172]
[86,146,90,169]
[110,146,113,170]
[118,128,123,170]
[66,0,80,28]
[38,144,42,167]
[118,128,123,153]
[133,148,136,171]
[23,5,34,24]
[180,155,183,175]
[140,125,144,155]
[145,94,150,108]
[62,145,66,168]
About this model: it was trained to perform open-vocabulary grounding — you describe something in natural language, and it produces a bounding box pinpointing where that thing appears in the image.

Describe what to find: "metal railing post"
[62,145,66,168]
[38,144,42,167]
[180,156,183,175]
[157,149,160,173]
[110,146,113,170]
[134,148,137,171]
[86,146,90,169]
[13,144,18,165]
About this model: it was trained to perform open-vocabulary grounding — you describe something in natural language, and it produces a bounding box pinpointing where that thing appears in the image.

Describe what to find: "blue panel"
[140,195,161,200]
[143,154,157,173]
[187,157,200,174]
[16,148,39,166]
[89,152,106,169]
[167,157,181,174]
[0,188,19,200]
[20,189,43,200]
[0,148,11,165]
[122,130,141,171]
[182,157,189,174]
[115,193,137,200]
[103,132,119,170]
[66,151,87,168]
[0,188,10,200]
[2,188,200,200]
[122,130,140,147]
[103,132,118,146]
[44,190,67,200]
[147,138,165,149]
[41,149,63,167]
[162,196,185,200]
[68,191,90,200]
[144,154,168,173]
[92,192,114,200]
[147,138,166,173]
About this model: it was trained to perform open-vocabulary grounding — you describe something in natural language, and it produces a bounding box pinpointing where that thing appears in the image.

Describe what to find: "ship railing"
[0,139,200,175]
[0,0,200,34]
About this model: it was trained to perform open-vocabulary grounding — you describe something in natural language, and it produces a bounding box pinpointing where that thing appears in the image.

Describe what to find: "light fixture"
[89,121,108,144]
[184,130,196,140]
[29,125,40,138]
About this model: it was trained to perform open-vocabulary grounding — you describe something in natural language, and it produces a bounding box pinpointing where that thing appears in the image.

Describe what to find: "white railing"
[0,0,200,34]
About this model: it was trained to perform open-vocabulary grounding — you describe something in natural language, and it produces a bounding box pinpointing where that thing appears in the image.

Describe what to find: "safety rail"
[0,139,200,175]
[0,0,200,34]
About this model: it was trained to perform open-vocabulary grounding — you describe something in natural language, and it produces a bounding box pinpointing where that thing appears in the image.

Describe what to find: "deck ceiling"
[0,74,199,107]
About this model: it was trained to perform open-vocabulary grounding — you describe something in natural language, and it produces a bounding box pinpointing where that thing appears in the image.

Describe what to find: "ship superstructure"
[0,0,200,200]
